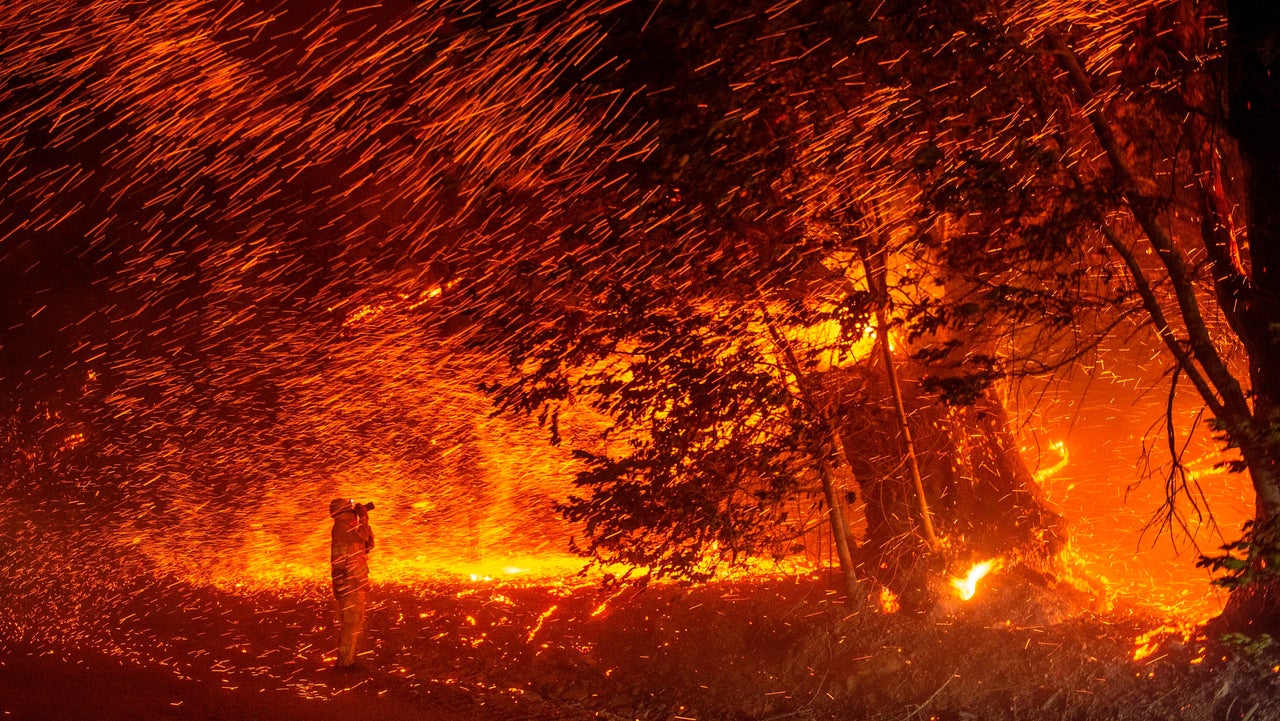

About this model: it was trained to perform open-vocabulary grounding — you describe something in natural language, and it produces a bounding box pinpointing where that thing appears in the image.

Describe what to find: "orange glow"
[950,560,997,601]
[1033,441,1068,484]
[878,586,900,614]
[1132,621,1202,662]
[527,605,558,642]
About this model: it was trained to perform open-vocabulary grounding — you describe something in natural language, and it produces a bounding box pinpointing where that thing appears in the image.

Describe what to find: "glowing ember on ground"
[878,586,901,614]
[950,560,998,601]
[1131,621,1204,662]
[527,604,558,642]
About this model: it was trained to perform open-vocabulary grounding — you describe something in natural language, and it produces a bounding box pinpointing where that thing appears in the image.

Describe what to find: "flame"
[950,560,997,601]
[1033,440,1069,484]
[1131,620,1204,661]
[878,586,901,614]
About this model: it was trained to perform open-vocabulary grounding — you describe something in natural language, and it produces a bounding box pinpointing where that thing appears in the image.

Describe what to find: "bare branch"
[1046,30,1252,423]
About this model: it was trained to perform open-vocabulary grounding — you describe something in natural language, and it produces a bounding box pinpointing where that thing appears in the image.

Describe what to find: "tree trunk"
[821,360,1066,611]
[932,387,1066,567]
[864,250,940,551]
[1219,441,1280,630]
[1219,0,1280,630]
[817,454,864,602]
[763,314,867,606]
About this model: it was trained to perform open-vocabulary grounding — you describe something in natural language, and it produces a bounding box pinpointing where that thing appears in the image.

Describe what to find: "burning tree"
[454,0,1076,610]
[841,0,1280,629]
[458,0,1280,628]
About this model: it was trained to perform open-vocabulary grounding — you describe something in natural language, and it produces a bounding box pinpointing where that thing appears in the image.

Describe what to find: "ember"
[879,586,902,614]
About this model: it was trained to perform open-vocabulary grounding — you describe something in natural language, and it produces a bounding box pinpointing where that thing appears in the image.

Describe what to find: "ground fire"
[2,0,1280,720]
[950,560,998,602]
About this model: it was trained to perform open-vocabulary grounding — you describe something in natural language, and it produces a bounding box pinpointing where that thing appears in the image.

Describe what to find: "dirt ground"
[4,570,1280,721]
[0,637,615,721]
[0,652,525,721]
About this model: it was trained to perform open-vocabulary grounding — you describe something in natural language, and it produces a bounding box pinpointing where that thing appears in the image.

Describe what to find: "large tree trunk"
[820,361,1066,612]
[931,388,1066,566]
[1220,442,1280,630]
[1219,0,1280,630]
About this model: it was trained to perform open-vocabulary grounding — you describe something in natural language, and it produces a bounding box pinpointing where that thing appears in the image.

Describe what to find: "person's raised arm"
[355,504,374,551]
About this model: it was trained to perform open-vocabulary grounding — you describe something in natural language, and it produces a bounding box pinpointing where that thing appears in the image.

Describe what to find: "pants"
[335,589,366,667]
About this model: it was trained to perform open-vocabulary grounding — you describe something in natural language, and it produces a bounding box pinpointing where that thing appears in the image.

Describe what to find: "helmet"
[329,498,354,517]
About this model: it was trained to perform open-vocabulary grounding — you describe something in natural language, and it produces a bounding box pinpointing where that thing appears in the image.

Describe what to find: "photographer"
[328,498,375,669]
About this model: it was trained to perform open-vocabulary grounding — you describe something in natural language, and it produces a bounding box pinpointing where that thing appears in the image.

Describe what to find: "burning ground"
[4,536,1280,721]
[0,483,1271,720]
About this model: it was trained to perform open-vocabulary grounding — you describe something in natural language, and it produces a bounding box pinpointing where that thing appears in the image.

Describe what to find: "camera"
[355,502,375,513]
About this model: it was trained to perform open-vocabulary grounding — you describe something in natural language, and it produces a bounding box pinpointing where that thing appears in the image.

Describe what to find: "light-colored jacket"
[330,510,374,597]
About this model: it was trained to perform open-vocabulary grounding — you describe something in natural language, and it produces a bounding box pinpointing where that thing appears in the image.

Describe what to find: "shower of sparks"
[0,0,640,584]
[0,0,647,691]
[0,0,1253,703]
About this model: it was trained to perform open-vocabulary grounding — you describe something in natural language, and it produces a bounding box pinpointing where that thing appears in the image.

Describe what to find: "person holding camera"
[329,498,375,669]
